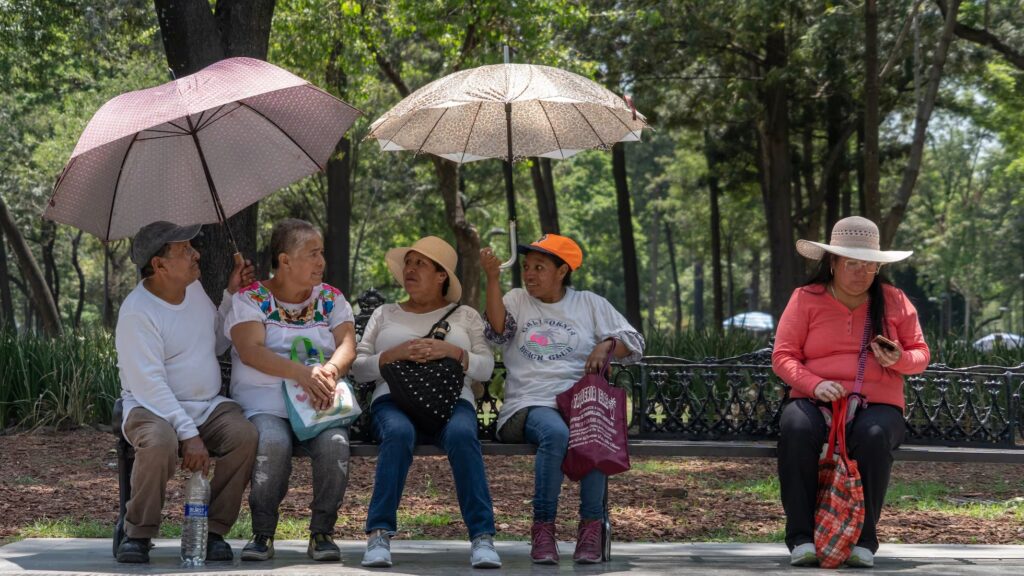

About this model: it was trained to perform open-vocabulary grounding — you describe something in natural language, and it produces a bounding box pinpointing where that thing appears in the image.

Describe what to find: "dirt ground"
[2,427,1023,544]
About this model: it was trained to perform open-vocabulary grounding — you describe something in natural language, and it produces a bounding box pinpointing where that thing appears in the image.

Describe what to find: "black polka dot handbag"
[380,305,465,436]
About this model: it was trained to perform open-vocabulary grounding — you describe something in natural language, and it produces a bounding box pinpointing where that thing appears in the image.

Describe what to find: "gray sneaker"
[470,534,502,568]
[361,529,393,568]
[790,543,818,566]
[846,546,875,568]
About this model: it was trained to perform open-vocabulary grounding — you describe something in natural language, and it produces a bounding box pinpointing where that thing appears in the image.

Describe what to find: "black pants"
[777,398,906,553]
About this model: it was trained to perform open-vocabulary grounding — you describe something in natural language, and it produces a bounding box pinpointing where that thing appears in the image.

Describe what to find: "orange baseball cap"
[518,234,583,270]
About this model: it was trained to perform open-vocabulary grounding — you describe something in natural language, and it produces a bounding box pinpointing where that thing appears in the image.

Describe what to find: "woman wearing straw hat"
[351,236,501,569]
[480,234,645,565]
[773,216,930,568]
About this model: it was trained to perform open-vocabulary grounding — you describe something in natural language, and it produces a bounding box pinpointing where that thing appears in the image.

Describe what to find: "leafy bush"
[0,329,120,431]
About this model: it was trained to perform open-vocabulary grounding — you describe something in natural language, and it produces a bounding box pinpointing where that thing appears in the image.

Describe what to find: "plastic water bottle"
[305,346,321,368]
[180,471,210,567]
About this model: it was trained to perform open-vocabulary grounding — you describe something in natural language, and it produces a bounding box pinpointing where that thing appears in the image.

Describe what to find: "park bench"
[111,288,1024,559]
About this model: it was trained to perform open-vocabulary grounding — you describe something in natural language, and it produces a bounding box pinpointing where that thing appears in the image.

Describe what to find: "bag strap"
[600,339,617,379]
[421,304,461,340]
[289,336,322,363]
[851,310,872,396]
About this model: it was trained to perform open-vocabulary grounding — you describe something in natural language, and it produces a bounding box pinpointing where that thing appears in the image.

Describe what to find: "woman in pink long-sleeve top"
[772,216,930,569]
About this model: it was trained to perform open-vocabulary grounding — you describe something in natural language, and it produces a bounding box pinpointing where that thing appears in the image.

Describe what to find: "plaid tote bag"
[814,397,865,568]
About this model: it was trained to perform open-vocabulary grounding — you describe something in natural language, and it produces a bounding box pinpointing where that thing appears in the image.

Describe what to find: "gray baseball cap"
[130,221,202,272]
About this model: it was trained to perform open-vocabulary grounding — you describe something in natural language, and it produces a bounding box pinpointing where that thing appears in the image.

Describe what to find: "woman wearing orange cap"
[480,234,644,565]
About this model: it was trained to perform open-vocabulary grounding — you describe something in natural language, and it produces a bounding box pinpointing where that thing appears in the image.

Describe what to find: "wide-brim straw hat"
[385,236,462,303]
[796,216,913,264]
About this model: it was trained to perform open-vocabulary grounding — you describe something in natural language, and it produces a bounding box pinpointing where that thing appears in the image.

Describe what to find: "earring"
[830,267,834,276]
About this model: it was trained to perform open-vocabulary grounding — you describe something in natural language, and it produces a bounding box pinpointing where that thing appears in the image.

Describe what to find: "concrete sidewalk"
[2,539,1024,575]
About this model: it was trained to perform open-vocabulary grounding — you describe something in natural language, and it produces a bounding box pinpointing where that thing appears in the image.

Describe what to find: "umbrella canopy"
[367,62,647,275]
[45,57,361,242]
[367,63,646,163]
[722,311,775,332]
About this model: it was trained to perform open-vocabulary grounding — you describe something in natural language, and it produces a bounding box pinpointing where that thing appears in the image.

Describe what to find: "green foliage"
[0,328,119,430]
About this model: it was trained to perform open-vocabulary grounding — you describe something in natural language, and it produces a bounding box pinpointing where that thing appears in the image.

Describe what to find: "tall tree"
[612,142,642,331]
[152,0,276,302]
[863,0,882,223]
[530,158,560,234]
[880,0,962,247]
[0,195,61,336]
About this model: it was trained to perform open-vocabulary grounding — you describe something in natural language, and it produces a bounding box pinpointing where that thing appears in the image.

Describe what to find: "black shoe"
[206,532,234,562]
[241,533,275,561]
[115,537,151,563]
[308,532,341,561]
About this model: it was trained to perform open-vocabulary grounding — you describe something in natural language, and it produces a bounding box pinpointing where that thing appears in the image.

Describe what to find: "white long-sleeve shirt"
[116,280,234,441]
[351,303,495,406]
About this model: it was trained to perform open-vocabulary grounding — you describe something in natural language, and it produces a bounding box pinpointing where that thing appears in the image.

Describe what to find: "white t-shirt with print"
[492,288,644,431]
[225,281,354,418]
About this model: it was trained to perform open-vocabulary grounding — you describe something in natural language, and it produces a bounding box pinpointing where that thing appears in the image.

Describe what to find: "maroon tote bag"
[555,341,630,481]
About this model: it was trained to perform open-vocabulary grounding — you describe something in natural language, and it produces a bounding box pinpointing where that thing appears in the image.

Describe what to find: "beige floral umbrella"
[367,62,647,270]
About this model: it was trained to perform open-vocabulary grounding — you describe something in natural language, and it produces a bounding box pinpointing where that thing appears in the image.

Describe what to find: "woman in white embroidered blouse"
[226,219,356,562]
[350,236,500,569]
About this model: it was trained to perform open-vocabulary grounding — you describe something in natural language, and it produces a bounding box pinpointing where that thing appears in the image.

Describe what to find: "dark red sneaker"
[573,519,603,564]
[530,521,558,564]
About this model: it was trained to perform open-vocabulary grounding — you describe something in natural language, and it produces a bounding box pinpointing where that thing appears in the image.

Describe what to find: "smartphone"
[873,335,898,352]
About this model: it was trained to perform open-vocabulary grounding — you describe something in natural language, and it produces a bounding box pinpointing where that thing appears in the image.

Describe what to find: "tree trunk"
[0,232,14,330]
[693,258,705,330]
[759,29,798,320]
[103,244,115,329]
[529,158,560,234]
[0,193,61,336]
[863,0,882,223]
[825,57,845,236]
[704,132,725,330]
[749,248,762,311]
[725,233,735,318]
[647,207,660,332]
[881,0,962,248]
[41,220,59,310]
[665,221,682,335]
[611,143,642,332]
[855,119,865,215]
[326,137,352,295]
[153,0,275,304]
[71,230,85,329]
[432,158,481,307]
[800,112,822,240]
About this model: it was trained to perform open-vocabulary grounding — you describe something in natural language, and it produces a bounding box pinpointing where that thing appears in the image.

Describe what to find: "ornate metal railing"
[345,291,1024,448]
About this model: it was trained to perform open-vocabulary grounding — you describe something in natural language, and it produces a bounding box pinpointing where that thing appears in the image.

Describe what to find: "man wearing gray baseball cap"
[115,221,257,564]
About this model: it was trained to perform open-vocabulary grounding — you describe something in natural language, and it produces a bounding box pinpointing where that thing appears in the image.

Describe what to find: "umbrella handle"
[498,220,518,270]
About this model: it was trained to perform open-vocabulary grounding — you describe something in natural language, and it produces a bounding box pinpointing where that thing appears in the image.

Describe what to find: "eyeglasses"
[842,259,881,274]
[163,244,197,260]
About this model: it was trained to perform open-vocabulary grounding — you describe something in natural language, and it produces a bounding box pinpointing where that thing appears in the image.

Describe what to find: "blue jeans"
[524,406,606,522]
[365,395,496,539]
[248,414,350,535]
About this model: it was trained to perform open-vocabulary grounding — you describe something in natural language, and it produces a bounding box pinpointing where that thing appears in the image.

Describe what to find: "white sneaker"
[361,529,392,568]
[790,543,818,566]
[846,546,875,568]
[470,534,502,568]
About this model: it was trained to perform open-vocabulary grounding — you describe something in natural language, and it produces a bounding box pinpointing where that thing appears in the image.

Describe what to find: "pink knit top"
[771,283,931,411]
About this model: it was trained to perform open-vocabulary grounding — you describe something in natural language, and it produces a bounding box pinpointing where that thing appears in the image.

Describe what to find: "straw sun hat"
[795,216,912,264]
[385,236,462,303]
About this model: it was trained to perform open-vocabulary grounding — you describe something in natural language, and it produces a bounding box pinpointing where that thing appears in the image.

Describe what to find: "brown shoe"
[530,521,558,564]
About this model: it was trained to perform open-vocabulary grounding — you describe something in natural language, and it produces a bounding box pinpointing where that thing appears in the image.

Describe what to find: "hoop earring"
[829,267,834,276]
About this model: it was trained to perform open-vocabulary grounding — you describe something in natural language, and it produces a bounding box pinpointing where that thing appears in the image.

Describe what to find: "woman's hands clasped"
[297,364,337,411]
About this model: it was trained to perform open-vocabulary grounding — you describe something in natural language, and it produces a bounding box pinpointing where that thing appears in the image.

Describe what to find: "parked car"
[972,332,1023,351]
[722,311,774,333]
